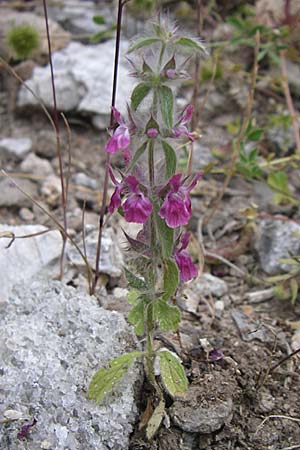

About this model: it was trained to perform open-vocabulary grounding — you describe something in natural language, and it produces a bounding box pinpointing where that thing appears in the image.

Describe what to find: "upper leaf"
[175,37,207,54]
[128,37,161,53]
[158,351,188,397]
[158,86,174,129]
[155,211,174,258]
[131,83,152,110]
[162,141,177,178]
[88,352,142,403]
[162,259,179,301]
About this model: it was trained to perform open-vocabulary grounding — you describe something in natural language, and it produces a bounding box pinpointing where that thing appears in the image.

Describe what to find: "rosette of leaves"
[6,24,40,60]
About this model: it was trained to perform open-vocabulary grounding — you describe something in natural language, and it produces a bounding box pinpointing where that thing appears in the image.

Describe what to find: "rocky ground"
[0,1,300,449]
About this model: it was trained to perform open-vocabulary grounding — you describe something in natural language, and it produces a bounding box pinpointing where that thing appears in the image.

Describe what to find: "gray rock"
[231,309,272,343]
[40,174,62,207]
[0,224,62,300]
[19,207,35,221]
[0,280,140,450]
[255,219,300,274]
[170,385,233,433]
[195,273,228,297]
[18,41,134,128]
[0,177,37,208]
[47,0,114,35]
[67,226,124,277]
[34,129,57,159]
[20,152,54,177]
[0,137,32,161]
[73,172,98,190]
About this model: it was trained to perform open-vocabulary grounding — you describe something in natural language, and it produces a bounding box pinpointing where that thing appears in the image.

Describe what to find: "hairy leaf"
[128,37,161,53]
[131,83,152,110]
[128,299,147,335]
[153,299,180,332]
[162,259,179,301]
[88,352,142,403]
[158,351,188,397]
[162,141,177,178]
[124,268,147,290]
[158,86,173,129]
[156,213,174,258]
[126,142,147,172]
[175,37,207,53]
[146,399,165,440]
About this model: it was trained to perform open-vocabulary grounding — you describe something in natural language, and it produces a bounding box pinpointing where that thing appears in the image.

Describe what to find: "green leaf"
[158,86,173,129]
[131,83,152,110]
[88,352,142,403]
[126,142,147,172]
[146,399,165,440]
[153,299,180,332]
[162,141,177,178]
[128,299,147,335]
[267,171,295,204]
[128,37,161,53]
[93,15,106,25]
[127,289,139,305]
[124,268,147,290]
[247,128,264,141]
[156,213,174,258]
[158,351,188,397]
[162,259,179,301]
[175,37,207,53]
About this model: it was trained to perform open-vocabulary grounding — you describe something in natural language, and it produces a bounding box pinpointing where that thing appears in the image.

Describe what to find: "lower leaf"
[158,350,188,398]
[88,351,142,403]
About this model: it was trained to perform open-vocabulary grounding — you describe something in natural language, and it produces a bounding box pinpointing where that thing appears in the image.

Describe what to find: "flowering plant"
[88,17,206,436]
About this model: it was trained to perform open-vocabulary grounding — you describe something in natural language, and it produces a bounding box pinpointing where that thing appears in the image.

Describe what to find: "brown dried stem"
[280,50,300,155]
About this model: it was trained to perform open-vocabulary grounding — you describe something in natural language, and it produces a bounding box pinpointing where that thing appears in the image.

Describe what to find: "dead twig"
[279,50,300,155]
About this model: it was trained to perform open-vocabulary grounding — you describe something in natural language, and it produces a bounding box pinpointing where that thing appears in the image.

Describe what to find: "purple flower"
[108,170,152,223]
[172,105,195,141]
[147,128,159,138]
[105,107,130,154]
[159,172,202,228]
[174,232,198,282]
[123,175,153,223]
[165,68,176,79]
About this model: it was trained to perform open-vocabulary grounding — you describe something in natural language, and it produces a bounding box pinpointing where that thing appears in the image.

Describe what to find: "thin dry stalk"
[280,50,300,155]
[42,0,68,280]
[92,0,125,294]
[255,415,300,436]
[204,31,261,226]
[1,170,93,291]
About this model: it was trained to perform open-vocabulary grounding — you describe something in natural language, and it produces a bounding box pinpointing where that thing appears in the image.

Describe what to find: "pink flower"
[159,172,202,228]
[174,232,198,282]
[172,105,195,141]
[105,107,130,154]
[147,128,159,138]
[108,170,152,224]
